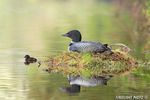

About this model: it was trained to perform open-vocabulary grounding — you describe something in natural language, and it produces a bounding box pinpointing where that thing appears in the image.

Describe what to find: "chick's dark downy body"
[61,30,113,54]
[24,55,37,63]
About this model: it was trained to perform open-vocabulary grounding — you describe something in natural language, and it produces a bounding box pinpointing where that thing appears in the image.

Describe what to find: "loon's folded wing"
[80,41,103,46]
[69,42,106,53]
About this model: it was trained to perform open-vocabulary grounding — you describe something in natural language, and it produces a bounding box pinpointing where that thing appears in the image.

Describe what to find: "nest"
[44,51,137,77]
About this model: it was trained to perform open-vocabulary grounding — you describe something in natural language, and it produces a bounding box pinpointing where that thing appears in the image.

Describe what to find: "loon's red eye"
[68,32,71,35]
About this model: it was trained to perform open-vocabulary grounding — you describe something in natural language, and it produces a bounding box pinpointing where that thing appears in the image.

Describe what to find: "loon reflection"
[59,75,113,95]
[59,84,80,96]
[68,75,112,87]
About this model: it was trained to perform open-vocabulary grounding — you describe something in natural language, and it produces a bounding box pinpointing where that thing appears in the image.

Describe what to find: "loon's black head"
[61,30,82,42]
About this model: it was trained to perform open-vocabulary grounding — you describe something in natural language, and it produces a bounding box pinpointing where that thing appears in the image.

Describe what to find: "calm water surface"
[0,1,149,100]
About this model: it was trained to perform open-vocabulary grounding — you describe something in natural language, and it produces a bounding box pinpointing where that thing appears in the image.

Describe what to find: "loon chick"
[61,30,113,54]
[24,55,37,63]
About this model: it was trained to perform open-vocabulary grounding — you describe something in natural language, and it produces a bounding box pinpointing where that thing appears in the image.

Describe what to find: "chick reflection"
[42,68,52,73]
[59,84,80,96]
[24,55,37,66]
[68,75,113,87]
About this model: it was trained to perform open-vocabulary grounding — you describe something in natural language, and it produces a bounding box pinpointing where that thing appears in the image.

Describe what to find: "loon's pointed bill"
[61,33,68,37]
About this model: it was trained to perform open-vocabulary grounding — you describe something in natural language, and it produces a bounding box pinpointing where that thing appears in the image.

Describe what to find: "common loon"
[61,30,113,54]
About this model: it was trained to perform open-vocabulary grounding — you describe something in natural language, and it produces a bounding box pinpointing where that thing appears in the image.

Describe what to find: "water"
[0,0,149,100]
